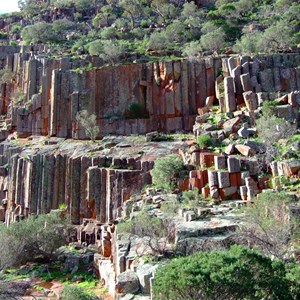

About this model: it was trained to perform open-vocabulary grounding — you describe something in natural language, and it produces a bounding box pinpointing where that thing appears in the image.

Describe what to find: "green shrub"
[181,188,202,204]
[147,31,173,51]
[257,114,296,144]
[182,41,202,60]
[76,110,99,142]
[9,40,18,46]
[0,211,70,270]
[197,134,212,148]
[117,210,174,255]
[200,28,225,52]
[128,102,145,119]
[238,191,297,259]
[21,22,56,44]
[151,154,184,191]
[0,32,8,40]
[60,285,100,300]
[153,245,300,300]
[0,66,14,83]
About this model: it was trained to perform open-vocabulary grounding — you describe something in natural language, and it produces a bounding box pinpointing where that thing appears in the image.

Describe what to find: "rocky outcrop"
[0,136,185,225]
[1,46,299,140]
[0,46,222,138]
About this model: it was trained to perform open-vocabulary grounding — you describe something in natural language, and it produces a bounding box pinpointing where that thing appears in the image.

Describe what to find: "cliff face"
[0,136,184,225]
[0,47,300,226]
[1,46,299,141]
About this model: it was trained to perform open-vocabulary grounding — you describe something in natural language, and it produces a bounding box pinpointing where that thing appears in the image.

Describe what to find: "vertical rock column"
[49,69,61,137]
[224,77,236,112]
[69,156,82,224]
[87,166,102,221]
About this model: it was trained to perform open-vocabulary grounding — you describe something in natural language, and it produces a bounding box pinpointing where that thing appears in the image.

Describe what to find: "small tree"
[0,66,14,84]
[147,31,173,51]
[182,41,202,61]
[21,22,56,44]
[118,210,175,256]
[236,191,297,259]
[76,110,99,142]
[200,28,225,52]
[256,112,296,167]
[151,154,184,191]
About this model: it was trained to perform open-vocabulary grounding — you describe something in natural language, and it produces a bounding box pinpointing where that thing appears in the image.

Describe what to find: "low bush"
[117,210,175,255]
[60,285,100,300]
[153,245,300,300]
[128,102,146,119]
[151,154,184,191]
[0,211,70,270]
[76,110,99,142]
[197,134,212,148]
[236,191,297,259]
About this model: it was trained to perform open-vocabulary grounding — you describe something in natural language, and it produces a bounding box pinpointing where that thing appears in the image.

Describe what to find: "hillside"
[0,1,300,300]
[0,0,299,62]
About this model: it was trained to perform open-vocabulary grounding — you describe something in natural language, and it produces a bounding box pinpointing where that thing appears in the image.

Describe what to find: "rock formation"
[0,47,300,299]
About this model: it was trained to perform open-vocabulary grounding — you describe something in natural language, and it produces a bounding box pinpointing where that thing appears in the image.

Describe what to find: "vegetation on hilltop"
[0,0,298,61]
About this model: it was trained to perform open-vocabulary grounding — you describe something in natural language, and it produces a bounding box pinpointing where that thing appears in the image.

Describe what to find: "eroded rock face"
[1,47,299,140]
[0,136,185,225]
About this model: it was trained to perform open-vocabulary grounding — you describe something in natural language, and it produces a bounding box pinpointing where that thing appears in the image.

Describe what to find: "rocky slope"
[0,46,300,299]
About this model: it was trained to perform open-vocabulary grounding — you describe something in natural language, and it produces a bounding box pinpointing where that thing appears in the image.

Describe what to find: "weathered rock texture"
[0,136,183,225]
[1,47,299,140]
[0,46,222,138]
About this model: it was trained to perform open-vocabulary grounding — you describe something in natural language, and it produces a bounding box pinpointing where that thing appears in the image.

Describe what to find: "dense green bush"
[151,154,184,191]
[0,211,70,270]
[153,245,300,300]
[11,0,300,60]
[197,134,212,148]
[60,285,100,300]
[21,22,56,44]
[128,102,145,119]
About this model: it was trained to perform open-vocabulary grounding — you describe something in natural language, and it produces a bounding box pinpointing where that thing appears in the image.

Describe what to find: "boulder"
[240,73,253,92]
[228,157,240,173]
[208,170,218,187]
[218,171,230,188]
[214,155,227,170]
[237,127,250,138]
[116,271,140,295]
[280,159,300,176]
[288,91,300,107]
[220,186,237,198]
[244,140,266,154]
[235,144,255,157]
[225,144,235,155]
[243,91,258,111]
[223,116,240,134]
[224,77,237,112]
[210,186,219,199]
[240,186,247,200]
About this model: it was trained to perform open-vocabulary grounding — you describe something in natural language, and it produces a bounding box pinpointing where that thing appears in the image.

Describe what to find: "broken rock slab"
[235,144,255,157]
[224,77,237,112]
[136,264,159,294]
[243,91,258,111]
[115,271,140,295]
